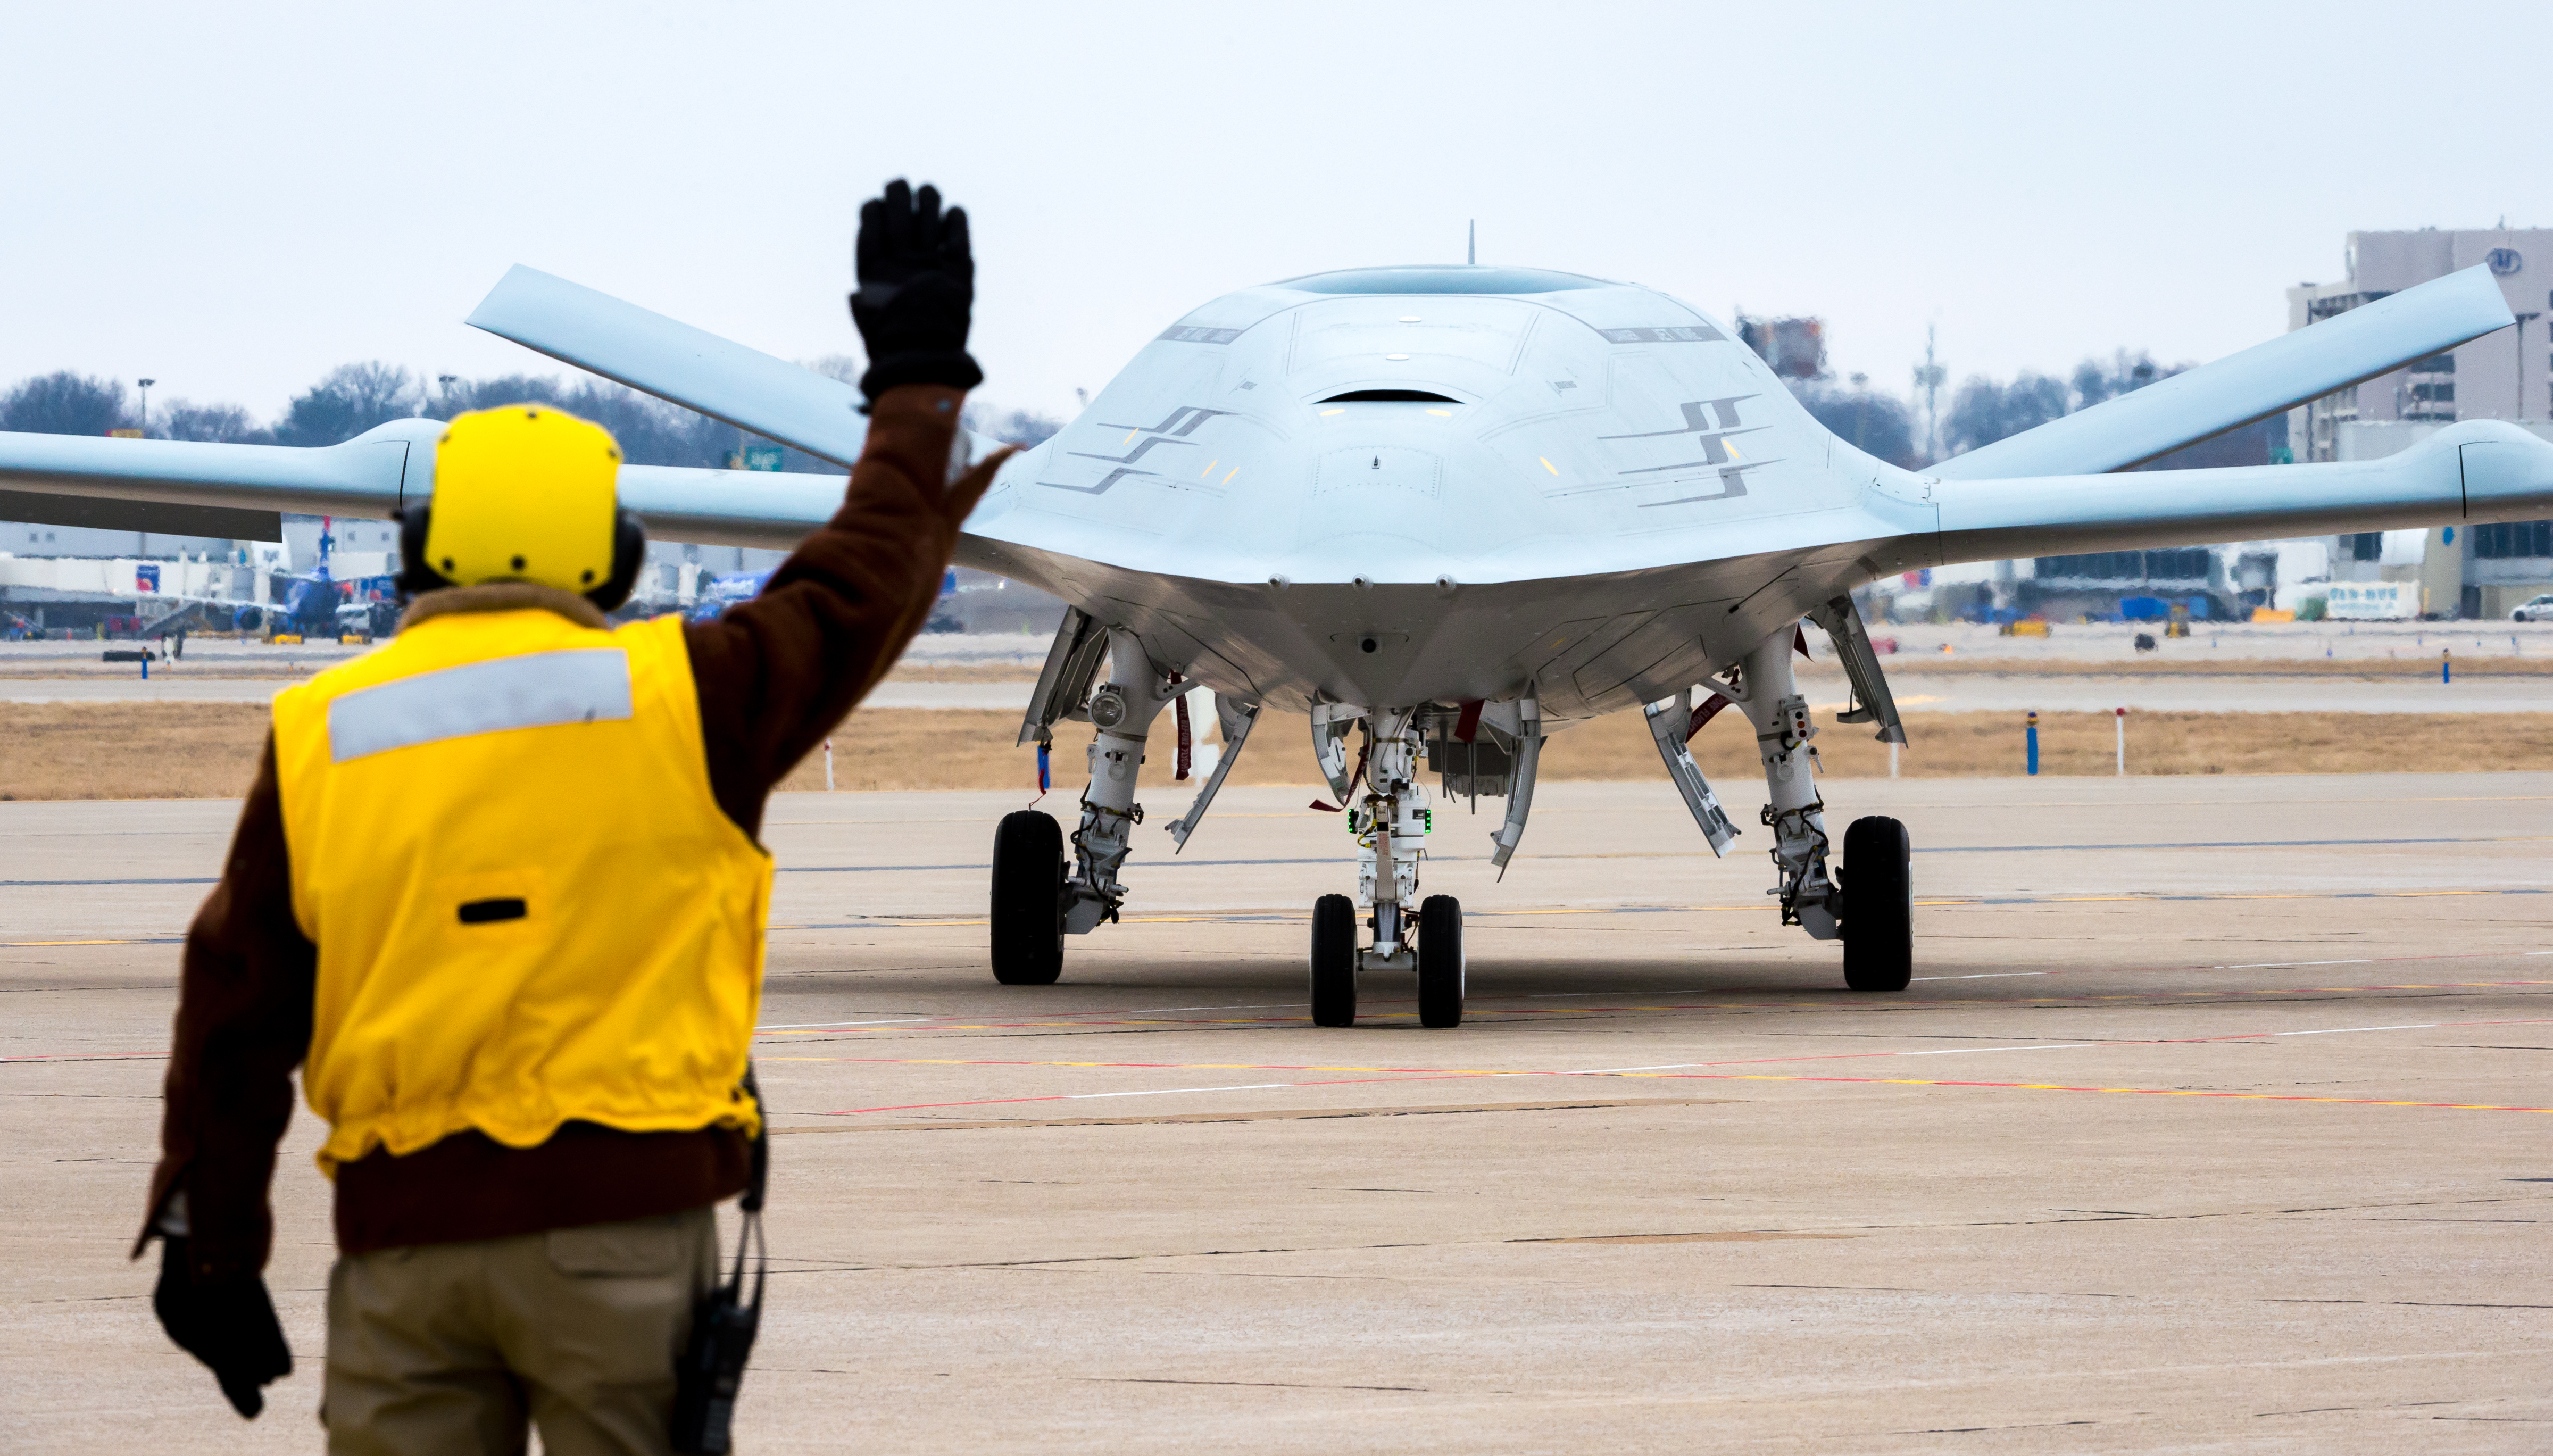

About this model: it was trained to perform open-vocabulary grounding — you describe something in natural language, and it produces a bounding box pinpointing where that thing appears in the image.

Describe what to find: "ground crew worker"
[136,179,1007,1452]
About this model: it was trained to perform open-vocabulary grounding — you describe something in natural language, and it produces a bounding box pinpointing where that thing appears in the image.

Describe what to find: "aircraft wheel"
[1417,894,1465,1028]
[988,810,1065,986]
[1841,815,1912,992]
[1310,893,1358,1027]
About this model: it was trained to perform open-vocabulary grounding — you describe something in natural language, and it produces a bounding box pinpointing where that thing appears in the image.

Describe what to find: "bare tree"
[274,362,422,446]
[1787,379,1915,467]
[1944,371,2070,455]
[1,371,128,435]
[159,400,269,444]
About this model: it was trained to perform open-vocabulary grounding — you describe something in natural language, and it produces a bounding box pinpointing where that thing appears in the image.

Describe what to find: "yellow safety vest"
[271,607,770,1177]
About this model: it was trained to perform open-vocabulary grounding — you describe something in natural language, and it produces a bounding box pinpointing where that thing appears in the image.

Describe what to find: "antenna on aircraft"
[1467,219,1475,265]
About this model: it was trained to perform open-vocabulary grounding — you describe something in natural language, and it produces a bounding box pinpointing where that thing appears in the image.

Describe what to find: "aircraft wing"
[1934,419,2553,563]
[465,265,1009,471]
[1934,267,2515,481]
[0,427,420,539]
[0,417,856,551]
[467,266,872,466]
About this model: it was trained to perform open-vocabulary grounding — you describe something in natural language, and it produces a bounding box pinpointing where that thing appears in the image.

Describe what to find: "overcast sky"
[4,1,2544,426]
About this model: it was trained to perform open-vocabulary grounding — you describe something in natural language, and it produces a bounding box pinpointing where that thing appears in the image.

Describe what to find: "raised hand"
[849,179,983,403]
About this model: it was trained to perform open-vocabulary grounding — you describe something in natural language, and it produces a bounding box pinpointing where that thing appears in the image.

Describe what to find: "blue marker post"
[2025,710,2040,776]
[2443,648,2451,685]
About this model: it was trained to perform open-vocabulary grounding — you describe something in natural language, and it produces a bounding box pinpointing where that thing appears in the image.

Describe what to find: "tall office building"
[2288,228,2550,460]
[2287,229,2553,617]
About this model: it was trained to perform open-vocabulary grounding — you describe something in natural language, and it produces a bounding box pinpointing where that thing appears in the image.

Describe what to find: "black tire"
[1310,893,1359,1027]
[1841,815,1912,992]
[1418,894,1464,1028]
[989,810,1065,986]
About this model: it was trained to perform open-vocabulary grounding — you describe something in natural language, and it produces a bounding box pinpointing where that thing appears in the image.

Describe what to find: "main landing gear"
[1653,618,1915,993]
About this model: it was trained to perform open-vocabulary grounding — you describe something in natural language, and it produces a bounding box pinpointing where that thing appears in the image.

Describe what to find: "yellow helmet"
[401,405,643,608]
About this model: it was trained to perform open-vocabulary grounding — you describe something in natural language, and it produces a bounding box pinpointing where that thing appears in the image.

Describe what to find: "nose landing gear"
[1303,708,1466,1028]
[1306,891,1465,1029]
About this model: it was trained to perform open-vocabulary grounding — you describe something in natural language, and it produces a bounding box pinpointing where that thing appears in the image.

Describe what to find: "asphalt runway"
[5,776,2549,1451]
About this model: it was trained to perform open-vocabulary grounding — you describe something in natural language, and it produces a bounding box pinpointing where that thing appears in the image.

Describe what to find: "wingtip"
[463,264,558,332]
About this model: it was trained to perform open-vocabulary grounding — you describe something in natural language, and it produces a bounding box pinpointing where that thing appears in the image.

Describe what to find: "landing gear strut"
[1721,626,1916,991]
[987,626,1184,987]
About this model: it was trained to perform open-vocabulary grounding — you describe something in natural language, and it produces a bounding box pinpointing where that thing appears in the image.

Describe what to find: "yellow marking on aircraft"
[1224,467,1240,484]
[1320,408,1345,417]
[1199,459,1218,478]
[1725,442,1745,461]
[1539,457,1559,475]
[1121,429,1138,444]
[1426,409,1452,417]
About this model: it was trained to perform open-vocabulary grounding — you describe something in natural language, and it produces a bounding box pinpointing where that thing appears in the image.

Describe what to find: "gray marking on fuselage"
[1640,464,1763,509]
[1601,396,1759,439]
[1095,406,1233,438]
[1041,467,1158,496]
[1615,427,1772,471]
[1069,436,1196,466]
[1597,324,1729,344]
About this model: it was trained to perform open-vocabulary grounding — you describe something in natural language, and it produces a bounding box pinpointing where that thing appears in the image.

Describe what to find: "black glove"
[153,1236,292,1419]
[849,178,983,403]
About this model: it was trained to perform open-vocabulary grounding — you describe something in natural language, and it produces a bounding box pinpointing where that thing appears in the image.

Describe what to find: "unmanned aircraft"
[3,257,2545,1029]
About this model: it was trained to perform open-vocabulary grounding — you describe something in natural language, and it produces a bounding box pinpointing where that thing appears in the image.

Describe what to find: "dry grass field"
[12,701,2553,801]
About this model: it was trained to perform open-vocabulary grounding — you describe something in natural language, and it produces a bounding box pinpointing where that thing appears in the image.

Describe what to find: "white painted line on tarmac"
[1527,988,1713,999]
[756,1018,933,1029]
[1911,972,2049,981]
[1569,1063,1703,1075]
[1896,1044,2097,1055]
[2272,1023,2440,1036]
[1071,1083,1295,1100]
[1118,1002,1308,1014]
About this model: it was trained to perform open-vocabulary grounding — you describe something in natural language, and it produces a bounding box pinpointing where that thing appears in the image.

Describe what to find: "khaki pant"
[324,1209,720,1456]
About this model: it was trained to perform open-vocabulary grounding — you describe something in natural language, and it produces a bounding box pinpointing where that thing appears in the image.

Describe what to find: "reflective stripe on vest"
[271,608,770,1177]
[328,649,634,761]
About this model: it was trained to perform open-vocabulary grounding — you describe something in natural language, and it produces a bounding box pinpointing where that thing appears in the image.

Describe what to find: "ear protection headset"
[394,405,647,613]
[398,503,645,612]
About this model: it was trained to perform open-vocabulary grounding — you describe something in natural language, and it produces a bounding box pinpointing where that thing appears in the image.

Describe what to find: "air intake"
[1320,390,1460,403]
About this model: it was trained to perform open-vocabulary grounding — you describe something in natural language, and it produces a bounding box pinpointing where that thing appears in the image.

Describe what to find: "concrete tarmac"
[4,776,2549,1451]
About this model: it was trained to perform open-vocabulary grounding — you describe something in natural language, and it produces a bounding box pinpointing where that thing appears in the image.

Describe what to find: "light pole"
[137,378,155,437]
[437,374,458,416]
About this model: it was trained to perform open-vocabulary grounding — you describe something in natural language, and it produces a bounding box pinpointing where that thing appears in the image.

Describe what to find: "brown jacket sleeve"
[138,737,316,1279]
[687,385,1009,838]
